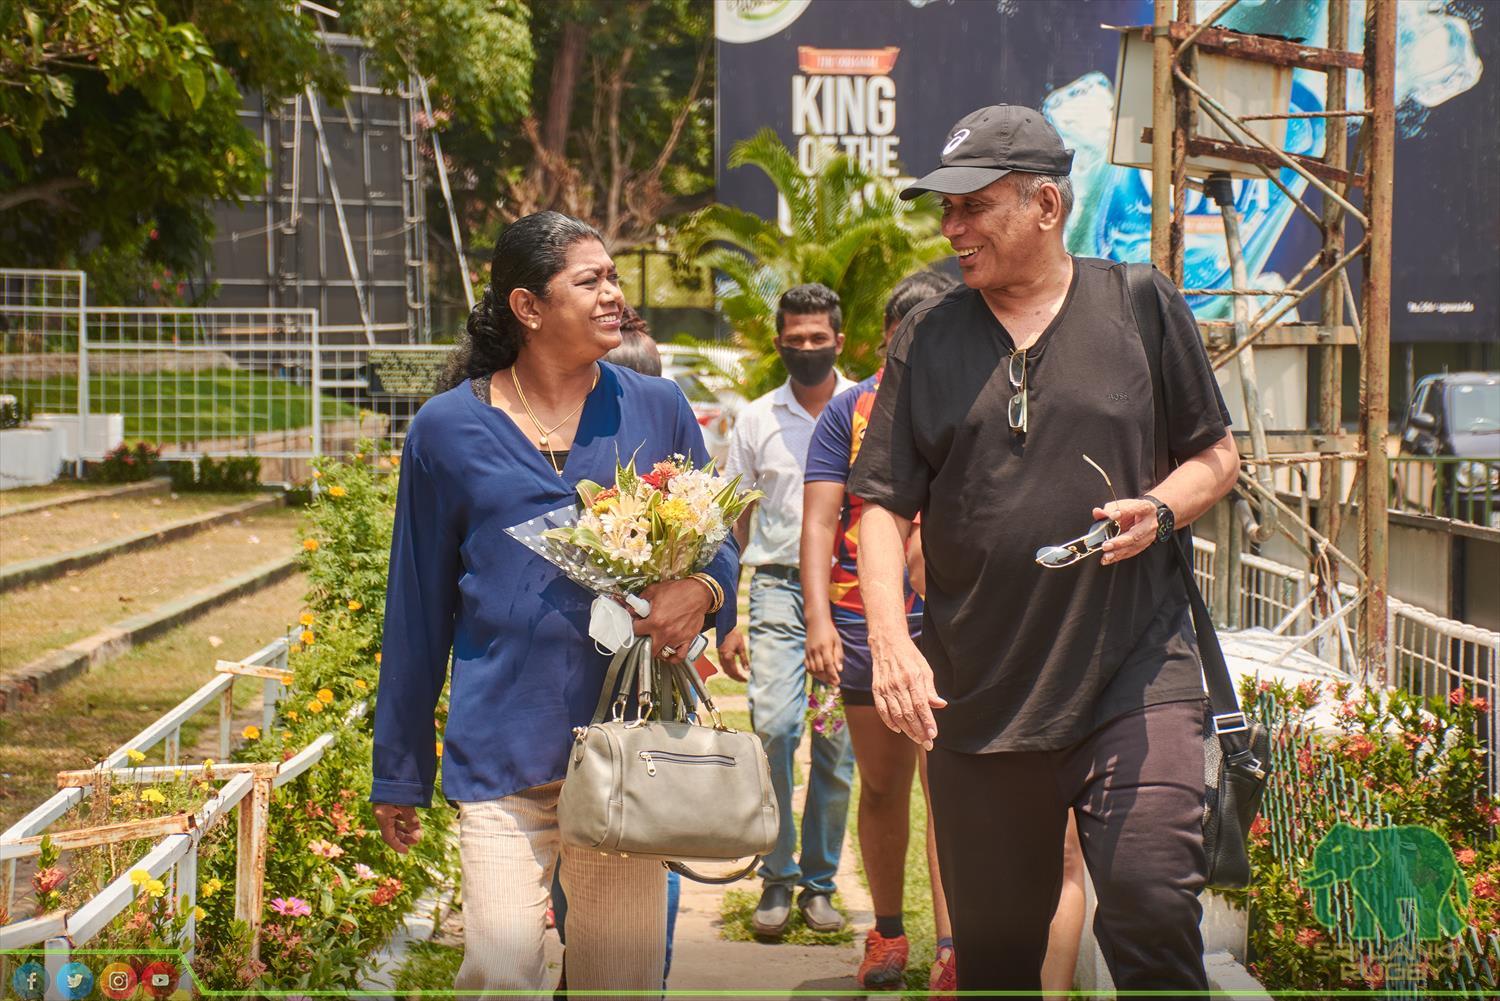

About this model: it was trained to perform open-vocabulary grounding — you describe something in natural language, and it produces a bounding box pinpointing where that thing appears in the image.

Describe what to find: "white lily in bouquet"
[507,453,760,661]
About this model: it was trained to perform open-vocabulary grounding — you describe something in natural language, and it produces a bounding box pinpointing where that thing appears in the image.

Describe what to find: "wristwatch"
[1143,495,1175,543]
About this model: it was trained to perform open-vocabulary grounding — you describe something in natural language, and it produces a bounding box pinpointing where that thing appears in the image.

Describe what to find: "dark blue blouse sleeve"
[371,436,460,807]
[671,387,740,644]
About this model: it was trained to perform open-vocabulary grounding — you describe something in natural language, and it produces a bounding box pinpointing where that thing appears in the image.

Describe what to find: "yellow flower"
[374,652,382,664]
[129,869,151,886]
[435,740,444,758]
[328,485,347,498]
[352,679,368,692]
[201,877,223,898]
[299,612,315,626]
[302,538,319,552]
[126,749,146,765]
[202,759,215,771]
[281,672,295,686]
[193,905,206,921]
[317,688,334,705]
[145,878,166,898]
[280,730,292,741]
[355,452,364,460]
[657,498,691,524]
[306,699,324,714]
[347,599,362,611]
[242,725,261,741]
[301,629,315,645]
[312,469,322,479]
[286,710,300,722]
[141,788,166,804]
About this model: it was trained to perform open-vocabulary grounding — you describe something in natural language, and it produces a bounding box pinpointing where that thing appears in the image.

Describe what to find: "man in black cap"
[849,104,1240,992]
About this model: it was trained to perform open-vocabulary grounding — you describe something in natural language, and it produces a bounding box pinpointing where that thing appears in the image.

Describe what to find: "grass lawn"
[0,491,258,564]
[392,940,464,999]
[0,572,306,830]
[0,506,300,670]
[0,368,357,442]
[0,481,129,512]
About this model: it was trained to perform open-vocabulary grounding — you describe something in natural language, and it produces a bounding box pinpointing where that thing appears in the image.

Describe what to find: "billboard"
[715,0,1498,343]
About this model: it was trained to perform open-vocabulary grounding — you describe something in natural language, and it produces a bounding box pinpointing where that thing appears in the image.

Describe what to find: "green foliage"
[1,1,534,299]
[340,0,533,138]
[1231,678,1499,992]
[167,455,260,493]
[674,130,950,398]
[0,396,31,429]
[91,441,160,482]
[393,939,464,997]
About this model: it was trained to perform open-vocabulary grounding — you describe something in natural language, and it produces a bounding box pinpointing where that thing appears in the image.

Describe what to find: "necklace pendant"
[539,435,548,446]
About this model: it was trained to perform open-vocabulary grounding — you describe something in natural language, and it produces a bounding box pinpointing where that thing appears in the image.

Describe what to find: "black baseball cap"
[899,105,1074,200]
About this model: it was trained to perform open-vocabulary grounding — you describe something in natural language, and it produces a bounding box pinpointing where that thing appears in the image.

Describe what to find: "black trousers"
[927,699,1210,996]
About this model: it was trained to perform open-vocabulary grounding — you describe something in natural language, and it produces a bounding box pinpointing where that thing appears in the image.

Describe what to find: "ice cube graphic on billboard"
[714,0,1492,336]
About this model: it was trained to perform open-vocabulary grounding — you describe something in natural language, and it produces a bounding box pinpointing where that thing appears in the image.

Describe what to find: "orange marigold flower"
[328,485,346,498]
[306,699,324,714]
[300,629,315,645]
[374,652,382,664]
[242,725,261,741]
[299,612,315,626]
[302,538,319,552]
[347,599,362,611]
[317,688,334,704]
[353,678,369,691]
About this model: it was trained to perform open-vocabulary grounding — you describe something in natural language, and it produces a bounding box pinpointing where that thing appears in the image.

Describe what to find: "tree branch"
[0,177,88,213]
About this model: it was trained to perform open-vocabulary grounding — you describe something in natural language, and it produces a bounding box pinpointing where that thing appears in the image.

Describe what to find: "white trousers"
[454,781,667,997]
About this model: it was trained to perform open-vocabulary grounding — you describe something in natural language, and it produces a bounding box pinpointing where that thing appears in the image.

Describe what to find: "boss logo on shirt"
[1108,391,1130,402]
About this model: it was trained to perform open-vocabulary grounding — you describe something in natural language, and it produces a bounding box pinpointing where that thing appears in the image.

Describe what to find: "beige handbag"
[557,637,778,883]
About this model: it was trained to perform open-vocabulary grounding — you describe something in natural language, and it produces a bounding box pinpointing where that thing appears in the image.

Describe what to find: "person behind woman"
[801,270,1085,994]
[370,211,738,996]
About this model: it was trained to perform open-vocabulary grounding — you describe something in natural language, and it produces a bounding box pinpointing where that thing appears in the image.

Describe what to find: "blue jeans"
[746,570,854,893]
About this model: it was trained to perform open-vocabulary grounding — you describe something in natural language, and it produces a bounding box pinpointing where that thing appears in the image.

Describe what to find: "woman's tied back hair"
[437,211,604,392]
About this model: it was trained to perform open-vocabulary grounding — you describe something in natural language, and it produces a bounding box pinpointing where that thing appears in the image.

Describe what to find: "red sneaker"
[929,943,957,998]
[858,929,909,989]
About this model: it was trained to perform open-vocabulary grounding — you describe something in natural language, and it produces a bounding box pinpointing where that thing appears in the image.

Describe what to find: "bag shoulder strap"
[1124,263,1248,733]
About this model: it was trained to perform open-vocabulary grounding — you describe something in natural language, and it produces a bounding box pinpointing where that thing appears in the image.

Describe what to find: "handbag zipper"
[638,750,735,776]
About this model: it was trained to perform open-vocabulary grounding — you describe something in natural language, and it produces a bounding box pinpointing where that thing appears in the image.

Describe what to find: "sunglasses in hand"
[1034,454,1121,570]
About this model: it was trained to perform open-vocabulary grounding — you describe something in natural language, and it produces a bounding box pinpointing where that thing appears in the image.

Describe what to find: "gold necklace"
[510,364,598,475]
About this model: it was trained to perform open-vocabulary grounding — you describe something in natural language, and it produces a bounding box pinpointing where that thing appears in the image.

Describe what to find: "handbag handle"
[666,857,760,884]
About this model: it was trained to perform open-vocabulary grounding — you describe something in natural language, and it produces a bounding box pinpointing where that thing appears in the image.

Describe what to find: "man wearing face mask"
[720,283,857,938]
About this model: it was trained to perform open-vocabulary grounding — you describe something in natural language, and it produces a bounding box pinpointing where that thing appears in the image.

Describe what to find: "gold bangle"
[689,573,724,614]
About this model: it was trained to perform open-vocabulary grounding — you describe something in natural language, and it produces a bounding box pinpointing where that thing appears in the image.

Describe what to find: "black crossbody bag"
[1125,262,1271,890]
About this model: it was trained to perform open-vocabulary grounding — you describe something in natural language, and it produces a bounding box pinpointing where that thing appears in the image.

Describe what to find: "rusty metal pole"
[1150,1,1175,271]
[1317,0,1350,606]
[1170,0,1196,284]
[1359,0,1396,683]
[235,776,273,960]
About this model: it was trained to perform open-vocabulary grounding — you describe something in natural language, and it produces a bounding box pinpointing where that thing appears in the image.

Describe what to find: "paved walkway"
[667,693,869,997]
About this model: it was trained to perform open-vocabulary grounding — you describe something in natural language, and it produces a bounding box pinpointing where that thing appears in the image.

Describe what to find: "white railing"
[1195,537,1500,795]
[0,634,370,988]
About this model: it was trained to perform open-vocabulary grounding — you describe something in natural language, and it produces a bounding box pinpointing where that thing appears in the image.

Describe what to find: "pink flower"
[1473,874,1497,900]
[1295,926,1325,947]
[270,896,312,917]
[1473,697,1490,714]
[1455,848,1477,866]
[354,863,376,881]
[32,866,66,895]
[309,838,344,860]
[1449,687,1468,707]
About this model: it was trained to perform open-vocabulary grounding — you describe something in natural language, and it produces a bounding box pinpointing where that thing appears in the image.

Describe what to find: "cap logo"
[942,129,971,156]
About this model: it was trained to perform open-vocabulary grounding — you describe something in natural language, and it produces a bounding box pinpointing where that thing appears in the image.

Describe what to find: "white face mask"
[589,596,637,653]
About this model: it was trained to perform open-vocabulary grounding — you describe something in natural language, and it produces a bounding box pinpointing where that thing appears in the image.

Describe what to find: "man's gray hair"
[1013,171,1074,221]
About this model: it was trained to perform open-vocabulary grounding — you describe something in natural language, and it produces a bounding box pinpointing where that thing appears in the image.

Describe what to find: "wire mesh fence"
[1255,690,1500,995]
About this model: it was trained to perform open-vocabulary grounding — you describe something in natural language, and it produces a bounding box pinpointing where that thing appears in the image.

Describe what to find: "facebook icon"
[10,962,46,1001]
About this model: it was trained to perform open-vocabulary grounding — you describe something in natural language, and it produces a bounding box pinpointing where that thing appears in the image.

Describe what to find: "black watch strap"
[1144,494,1174,543]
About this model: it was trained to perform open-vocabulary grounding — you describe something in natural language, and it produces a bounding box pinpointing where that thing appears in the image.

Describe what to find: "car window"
[1447,382,1500,433]
[1418,383,1442,420]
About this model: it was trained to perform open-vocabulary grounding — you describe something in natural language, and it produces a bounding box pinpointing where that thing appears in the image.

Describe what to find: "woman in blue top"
[370,211,739,995]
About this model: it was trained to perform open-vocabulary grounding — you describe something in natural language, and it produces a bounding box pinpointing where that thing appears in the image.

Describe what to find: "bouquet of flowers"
[807,684,847,737]
[507,453,759,622]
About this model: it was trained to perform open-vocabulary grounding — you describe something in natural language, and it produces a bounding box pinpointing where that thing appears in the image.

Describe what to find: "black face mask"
[778,345,837,387]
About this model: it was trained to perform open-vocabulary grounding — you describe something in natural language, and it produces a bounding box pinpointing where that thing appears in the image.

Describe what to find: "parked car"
[658,345,747,469]
[1398,371,1500,523]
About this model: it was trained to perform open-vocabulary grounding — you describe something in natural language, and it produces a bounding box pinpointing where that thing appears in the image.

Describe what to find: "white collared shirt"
[723,373,858,568]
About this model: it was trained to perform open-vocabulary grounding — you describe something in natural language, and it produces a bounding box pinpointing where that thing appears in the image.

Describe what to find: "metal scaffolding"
[1145,0,1397,683]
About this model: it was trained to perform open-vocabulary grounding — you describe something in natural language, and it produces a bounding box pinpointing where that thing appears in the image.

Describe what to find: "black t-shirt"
[848,257,1231,753]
